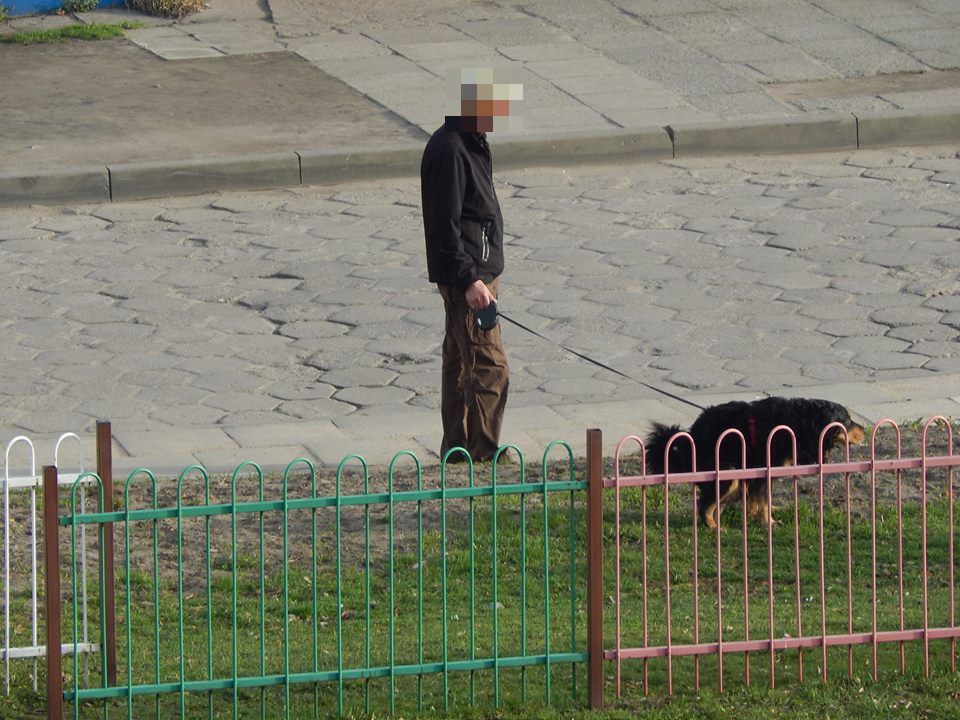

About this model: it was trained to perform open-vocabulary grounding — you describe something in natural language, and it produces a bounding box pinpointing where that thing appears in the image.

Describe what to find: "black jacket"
[421,119,504,291]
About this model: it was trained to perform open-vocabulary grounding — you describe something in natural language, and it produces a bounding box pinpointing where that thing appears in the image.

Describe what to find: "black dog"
[645,397,865,528]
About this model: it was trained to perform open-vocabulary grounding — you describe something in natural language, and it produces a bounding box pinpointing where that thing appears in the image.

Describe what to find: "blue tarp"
[6,0,125,16]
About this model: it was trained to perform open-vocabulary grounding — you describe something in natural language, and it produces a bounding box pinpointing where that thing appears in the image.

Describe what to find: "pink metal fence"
[584,417,959,707]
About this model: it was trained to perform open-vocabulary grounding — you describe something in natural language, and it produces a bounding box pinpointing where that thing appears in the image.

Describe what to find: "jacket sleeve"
[424,144,479,291]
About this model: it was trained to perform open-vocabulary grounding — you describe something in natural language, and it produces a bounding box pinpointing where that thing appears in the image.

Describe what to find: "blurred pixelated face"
[447,67,523,132]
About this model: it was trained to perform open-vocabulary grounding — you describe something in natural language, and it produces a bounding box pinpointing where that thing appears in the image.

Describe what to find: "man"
[420,68,521,463]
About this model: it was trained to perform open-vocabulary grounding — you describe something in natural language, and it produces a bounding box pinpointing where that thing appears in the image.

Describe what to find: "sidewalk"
[1,0,959,204]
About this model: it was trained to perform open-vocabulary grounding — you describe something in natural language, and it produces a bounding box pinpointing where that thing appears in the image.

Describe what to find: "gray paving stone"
[755,272,832,291]
[275,398,357,419]
[321,367,398,388]
[115,427,237,457]
[815,319,889,338]
[872,209,951,227]
[276,320,350,339]
[887,324,958,343]
[203,392,279,413]
[781,346,855,365]
[832,335,911,353]
[667,368,742,392]
[32,214,109,234]
[909,340,960,358]
[923,357,960,373]
[332,386,415,407]
[853,352,930,371]
[926,295,960,312]
[194,444,315,472]
[191,373,268,393]
[538,376,619,399]
[871,306,944,327]
[135,385,209,406]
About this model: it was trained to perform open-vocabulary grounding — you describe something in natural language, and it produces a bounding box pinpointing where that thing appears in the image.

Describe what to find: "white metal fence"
[2,432,96,695]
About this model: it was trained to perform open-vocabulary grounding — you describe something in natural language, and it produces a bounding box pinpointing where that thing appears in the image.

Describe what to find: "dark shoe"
[476,448,517,465]
[440,449,470,464]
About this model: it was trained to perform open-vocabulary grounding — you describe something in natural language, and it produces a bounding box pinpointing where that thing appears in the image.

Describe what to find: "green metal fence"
[48,442,588,718]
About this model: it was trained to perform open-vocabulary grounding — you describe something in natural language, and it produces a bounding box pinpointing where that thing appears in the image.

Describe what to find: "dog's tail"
[645,422,693,475]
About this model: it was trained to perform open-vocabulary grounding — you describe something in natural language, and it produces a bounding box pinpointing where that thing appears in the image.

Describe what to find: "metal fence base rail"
[45,440,588,719]
[63,652,588,702]
[588,418,958,707]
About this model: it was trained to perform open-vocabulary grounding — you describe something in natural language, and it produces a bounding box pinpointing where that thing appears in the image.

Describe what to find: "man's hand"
[465,279,494,310]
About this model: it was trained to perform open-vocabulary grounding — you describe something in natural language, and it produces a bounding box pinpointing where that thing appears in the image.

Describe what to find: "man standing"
[420,68,520,463]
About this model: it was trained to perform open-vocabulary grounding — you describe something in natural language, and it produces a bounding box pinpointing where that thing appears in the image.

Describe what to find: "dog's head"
[800,399,865,460]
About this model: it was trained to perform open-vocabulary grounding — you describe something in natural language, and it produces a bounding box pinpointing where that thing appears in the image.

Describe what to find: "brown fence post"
[95,420,117,686]
[43,465,63,720]
[586,428,604,709]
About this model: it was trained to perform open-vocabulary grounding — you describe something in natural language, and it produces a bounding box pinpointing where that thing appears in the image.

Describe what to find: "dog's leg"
[703,502,718,530]
[764,457,797,520]
[705,478,740,529]
[749,491,779,526]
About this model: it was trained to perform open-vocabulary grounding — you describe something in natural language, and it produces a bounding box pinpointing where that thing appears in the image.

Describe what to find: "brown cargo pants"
[437,279,509,462]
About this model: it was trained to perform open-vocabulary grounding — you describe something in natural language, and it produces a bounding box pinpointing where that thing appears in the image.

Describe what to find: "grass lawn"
[0,22,142,44]
[2,456,957,718]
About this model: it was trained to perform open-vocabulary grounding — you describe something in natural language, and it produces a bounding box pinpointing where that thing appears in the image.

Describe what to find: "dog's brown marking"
[848,424,865,445]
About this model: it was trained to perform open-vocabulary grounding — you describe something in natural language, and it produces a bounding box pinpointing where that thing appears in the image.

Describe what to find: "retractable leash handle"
[474,299,499,331]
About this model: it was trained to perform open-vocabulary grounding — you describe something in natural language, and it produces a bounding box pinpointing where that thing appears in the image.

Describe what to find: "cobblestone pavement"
[2,144,959,470]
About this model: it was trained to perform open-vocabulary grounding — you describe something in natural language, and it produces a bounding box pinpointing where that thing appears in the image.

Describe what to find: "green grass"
[0,21,142,44]
[3,466,958,719]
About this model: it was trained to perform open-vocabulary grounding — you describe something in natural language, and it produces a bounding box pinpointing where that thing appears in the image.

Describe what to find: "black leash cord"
[496,311,706,412]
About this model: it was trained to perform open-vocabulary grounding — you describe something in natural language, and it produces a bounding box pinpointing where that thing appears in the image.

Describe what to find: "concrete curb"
[299,145,423,186]
[668,115,857,157]
[0,166,111,206]
[493,125,674,169]
[2,109,958,207]
[855,106,960,149]
[109,152,302,202]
